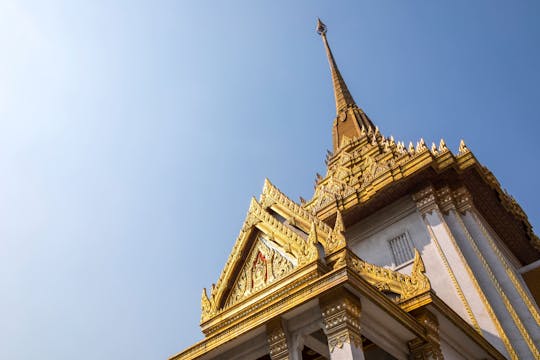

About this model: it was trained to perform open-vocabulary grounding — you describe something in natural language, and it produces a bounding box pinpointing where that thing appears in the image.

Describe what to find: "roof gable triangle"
[201,197,320,323]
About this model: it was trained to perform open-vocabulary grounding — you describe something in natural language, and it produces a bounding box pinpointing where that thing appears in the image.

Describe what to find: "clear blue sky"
[1,1,539,359]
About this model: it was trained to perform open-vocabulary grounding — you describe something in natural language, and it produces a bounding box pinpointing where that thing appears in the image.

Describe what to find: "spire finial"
[316,19,375,151]
[316,18,327,35]
[316,19,356,113]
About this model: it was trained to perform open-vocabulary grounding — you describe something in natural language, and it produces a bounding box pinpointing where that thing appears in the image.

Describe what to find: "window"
[388,232,414,266]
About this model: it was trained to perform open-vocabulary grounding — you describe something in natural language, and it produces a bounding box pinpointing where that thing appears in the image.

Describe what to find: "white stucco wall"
[346,196,470,324]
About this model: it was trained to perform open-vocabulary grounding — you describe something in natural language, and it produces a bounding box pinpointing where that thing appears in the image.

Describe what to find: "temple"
[169,20,540,360]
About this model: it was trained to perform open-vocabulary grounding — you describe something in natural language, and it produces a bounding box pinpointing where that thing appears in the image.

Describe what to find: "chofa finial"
[316,18,327,35]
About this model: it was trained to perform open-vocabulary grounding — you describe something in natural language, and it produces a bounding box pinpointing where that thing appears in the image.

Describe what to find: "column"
[320,288,365,360]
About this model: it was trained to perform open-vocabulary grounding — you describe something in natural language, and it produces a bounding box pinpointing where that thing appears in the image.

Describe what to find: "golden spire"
[317,19,375,151]
[317,19,356,113]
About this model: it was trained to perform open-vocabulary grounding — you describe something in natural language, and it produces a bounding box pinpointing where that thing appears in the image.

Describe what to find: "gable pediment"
[224,232,296,307]
[201,194,323,323]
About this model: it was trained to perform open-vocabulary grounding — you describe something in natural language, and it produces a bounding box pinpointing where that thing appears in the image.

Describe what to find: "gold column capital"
[266,317,290,360]
[320,288,362,352]
[408,309,444,360]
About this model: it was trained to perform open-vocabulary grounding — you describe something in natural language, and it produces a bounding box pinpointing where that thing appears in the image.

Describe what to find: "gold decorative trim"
[343,250,431,303]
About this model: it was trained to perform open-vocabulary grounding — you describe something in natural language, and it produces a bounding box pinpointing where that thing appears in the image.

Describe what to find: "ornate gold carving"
[408,309,444,359]
[408,338,444,360]
[320,288,362,352]
[430,142,438,155]
[326,210,347,253]
[416,138,428,152]
[201,196,320,324]
[267,318,290,360]
[201,288,215,323]
[332,249,347,270]
[246,198,317,268]
[403,250,431,299]
[296,85,538,268]
[225,236,294,307]
[309,176,355,213]
[412,187,439,215]
[260,178,332,236]
[458,139,469,154]
[346,250,431,302]
[439,139,448,152]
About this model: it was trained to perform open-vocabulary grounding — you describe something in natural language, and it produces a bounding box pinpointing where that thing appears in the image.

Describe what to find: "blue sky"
[1,1,539,359]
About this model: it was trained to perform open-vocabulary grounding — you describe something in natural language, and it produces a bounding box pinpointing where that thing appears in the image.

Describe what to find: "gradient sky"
[1,1,539,359]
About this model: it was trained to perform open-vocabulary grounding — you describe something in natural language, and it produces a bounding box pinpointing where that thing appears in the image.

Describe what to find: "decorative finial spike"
[416,138,426,152]
[431,142,438,154]
[458,139,469,154]
[439,139,448,152]
[327,210,347,253]
[316,18,327,35]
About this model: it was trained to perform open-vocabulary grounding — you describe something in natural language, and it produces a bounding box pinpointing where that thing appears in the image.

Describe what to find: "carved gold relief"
[321,288,362,353]
[408,310,444,360]
[225,236,294,307]
[346,249,430,303]
[266,318,290,360]
[408,338,444,360]
[326,210,347,254]
[201,195,323,323]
